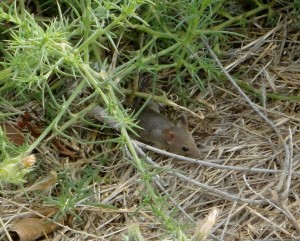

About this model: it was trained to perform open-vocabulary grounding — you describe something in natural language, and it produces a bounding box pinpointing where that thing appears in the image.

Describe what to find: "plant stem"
[236,79,300,101]
[213,2,274,31]
[26,79,87,154]
[76,3,133,53]
[116,41,182,77]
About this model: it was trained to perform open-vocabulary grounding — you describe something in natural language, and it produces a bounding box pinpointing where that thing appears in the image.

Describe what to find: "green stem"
[79,64,110,105]
[19,0,26,19]
[81,0,91,63]
[129,24,243,41]
[58,102,97,134]
[120,87,178,107]
[0,67,12,81]
[26,79,87,154]
[127,22,178,40]
[116,41,182,76]
[236,79,300,101]
[79,63,148,174]
[76,6,129,53]
[213,2,274,31]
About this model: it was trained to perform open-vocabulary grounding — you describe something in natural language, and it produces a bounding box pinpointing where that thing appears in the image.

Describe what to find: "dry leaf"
[10,217,58,241]
[191,208,220,241]
[1,122,25,145]
[26,170,57,192]
[9,207,60,241]
[52,138,78,158]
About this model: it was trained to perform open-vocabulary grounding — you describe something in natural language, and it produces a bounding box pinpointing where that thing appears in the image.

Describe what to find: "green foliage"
[0,127,34,184]
[0,155,33,184]
[0,0,283,238]
[46,168,97,219]
[5,17,75,91]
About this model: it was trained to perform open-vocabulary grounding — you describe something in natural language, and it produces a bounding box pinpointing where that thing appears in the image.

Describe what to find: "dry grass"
[2,6,300,241]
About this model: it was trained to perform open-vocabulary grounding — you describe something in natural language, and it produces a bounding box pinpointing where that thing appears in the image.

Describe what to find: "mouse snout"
[189,148,201,159]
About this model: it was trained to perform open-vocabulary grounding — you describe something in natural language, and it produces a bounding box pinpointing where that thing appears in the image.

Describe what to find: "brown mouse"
[134,103,201,158]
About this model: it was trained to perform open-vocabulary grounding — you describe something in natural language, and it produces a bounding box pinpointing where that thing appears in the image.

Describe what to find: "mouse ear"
[162,129,176,144]
[176,114,188,129]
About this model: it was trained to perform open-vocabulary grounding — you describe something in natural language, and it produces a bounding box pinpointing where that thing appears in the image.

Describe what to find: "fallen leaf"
[10,217,58,241]
[52,138,78,158]
[26,170,57,192]
[9,207,61,241]
[0,122,25,145]
[191,208,219,241]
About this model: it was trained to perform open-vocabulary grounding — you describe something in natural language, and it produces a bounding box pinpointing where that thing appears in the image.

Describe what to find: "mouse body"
[135,104,201,158]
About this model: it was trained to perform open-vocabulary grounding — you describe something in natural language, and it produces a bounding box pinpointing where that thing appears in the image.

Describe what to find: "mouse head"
[162,115,201,158]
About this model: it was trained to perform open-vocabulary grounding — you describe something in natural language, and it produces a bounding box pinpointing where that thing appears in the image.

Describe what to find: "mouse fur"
[134,103,201,158]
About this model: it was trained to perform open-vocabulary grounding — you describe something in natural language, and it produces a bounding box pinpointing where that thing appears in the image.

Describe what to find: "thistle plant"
[0,154,36,184]
[0,0,277,239]
[0,126,35,184]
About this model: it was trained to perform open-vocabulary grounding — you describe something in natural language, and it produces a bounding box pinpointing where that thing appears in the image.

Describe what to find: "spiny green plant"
[45,167,99,219]
[0,0,279,238]
[0,126,34,184]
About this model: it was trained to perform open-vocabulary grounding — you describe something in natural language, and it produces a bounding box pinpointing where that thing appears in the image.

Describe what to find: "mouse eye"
[182,146,189,152]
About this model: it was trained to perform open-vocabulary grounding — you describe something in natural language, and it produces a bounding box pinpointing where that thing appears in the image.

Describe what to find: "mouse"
[134,102,201,158]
